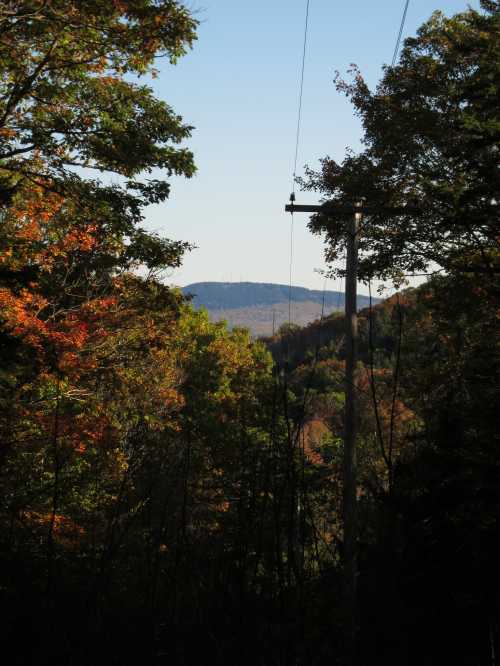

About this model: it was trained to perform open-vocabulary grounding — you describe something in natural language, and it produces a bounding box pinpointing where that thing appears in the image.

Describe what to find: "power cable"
[291,0,311,197]
[363,0,411,496]
[288,0,311,326]
[391,0,410,67]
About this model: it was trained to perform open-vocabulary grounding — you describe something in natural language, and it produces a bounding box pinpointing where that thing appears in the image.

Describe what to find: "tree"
[356,272,500,666]
[301,0,499,282]
[0,0,196,181]
[0,1,199,485]
[0,5,201,661]
[0,0,197,278]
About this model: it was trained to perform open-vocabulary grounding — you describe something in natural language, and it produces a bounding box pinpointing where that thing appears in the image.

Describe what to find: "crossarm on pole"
[285,203,421,216]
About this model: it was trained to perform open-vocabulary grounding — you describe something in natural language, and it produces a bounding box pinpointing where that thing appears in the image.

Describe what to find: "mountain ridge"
[181,281,378,311]
[180,282,380,336]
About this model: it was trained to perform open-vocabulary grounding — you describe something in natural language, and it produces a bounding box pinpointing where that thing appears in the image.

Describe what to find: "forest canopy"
[0,2,499,666]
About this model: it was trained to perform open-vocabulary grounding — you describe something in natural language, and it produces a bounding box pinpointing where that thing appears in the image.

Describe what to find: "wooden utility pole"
[285,200,361,660]
[343,201,361,662]
[284,198,419,664]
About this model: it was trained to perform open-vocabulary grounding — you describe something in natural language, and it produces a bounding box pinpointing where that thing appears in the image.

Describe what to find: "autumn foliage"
[1,2,499,666]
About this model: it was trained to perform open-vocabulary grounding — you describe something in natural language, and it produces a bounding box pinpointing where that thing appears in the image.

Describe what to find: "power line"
[286,0,409,327]
[391,0,410,67]
[291,0,311,196]
[288,0,311,327]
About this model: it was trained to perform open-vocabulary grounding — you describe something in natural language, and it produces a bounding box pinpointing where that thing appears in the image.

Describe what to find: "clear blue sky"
[144,0,480,294]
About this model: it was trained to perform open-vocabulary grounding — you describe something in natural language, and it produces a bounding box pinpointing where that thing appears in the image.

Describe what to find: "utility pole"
[284,198,419,664]
[285,200,360,661]
[343,201,361,663]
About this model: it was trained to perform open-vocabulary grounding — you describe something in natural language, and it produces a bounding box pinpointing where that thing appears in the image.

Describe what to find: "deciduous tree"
[302,0,499,282]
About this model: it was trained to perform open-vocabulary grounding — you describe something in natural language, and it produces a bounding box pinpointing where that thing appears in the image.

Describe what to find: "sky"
[143,0,480,295]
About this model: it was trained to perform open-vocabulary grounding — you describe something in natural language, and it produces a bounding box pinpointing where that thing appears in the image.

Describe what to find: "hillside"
[181,282,379,336]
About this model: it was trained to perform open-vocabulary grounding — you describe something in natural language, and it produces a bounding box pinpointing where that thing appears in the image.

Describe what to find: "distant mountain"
[181,282,380,337]
[182,282,376,310]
